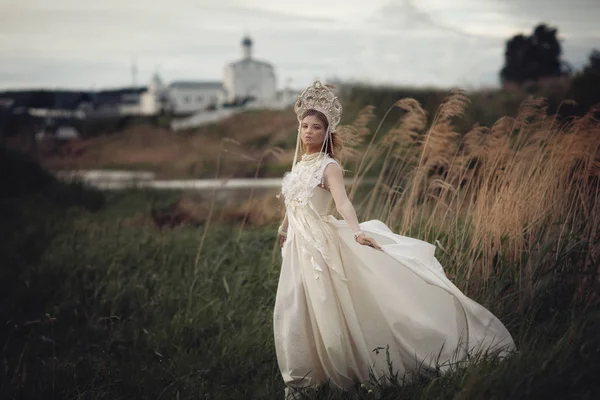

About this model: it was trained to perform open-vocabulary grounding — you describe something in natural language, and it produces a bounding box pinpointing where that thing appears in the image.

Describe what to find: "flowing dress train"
[273,154,515,391]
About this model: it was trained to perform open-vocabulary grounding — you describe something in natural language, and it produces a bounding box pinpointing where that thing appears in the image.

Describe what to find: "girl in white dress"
[273,81,515,396]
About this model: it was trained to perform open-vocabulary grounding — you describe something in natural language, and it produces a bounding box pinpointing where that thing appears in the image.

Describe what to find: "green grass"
[1,186,282,398]
[1,149,600,399]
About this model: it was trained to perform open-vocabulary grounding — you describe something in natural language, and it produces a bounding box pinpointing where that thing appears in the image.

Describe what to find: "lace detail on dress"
[278,153,343,279]
[279,153,338,209]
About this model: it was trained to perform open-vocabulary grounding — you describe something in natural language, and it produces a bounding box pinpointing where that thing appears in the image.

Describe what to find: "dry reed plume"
[344,92,600,309]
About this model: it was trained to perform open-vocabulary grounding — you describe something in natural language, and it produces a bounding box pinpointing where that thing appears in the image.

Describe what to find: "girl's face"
[300,114,326,150]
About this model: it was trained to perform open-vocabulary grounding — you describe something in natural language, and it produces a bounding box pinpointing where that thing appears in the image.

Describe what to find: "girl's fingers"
[357,236,382,250]
[368,238,382,250]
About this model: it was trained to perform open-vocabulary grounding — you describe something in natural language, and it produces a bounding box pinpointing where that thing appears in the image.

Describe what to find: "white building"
[223,36,277,104]
[167,81,225,115]
[114,75,224,116]
[91,35,296,126]
[138,73,170,115]
[107,74,170,117]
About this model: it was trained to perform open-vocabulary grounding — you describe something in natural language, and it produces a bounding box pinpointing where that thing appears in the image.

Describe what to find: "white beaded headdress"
[291,81,343,170]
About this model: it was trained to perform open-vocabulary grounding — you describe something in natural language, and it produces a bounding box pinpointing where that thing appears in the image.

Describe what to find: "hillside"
[36,109,300,179]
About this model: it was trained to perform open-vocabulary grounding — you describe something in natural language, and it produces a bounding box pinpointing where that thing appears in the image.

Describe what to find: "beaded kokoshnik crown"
[291,81,343,170]
[294,81,343,133]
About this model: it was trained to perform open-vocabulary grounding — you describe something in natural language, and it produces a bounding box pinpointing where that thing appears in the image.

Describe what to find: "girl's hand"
[278,234,287,248]
[356,235,382,250]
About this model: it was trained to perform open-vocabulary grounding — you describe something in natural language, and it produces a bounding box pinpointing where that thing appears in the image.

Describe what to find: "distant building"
[223,36,277,104]
[1,34,299,134]
[138,73,170,115]
[35,125,80,142]
[88,75,223,117]
[167,80,224,115]
[93,87,146,116]
[0,90,93,118]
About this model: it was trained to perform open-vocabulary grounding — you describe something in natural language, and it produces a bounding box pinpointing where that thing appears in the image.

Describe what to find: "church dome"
[242,36,252,47]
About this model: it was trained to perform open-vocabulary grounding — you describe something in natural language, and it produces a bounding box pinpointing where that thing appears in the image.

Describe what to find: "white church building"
[111,35,298,127]
[223,36,277,105]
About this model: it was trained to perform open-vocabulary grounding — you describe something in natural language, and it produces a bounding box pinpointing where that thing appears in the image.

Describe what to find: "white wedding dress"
[273,152,515,392]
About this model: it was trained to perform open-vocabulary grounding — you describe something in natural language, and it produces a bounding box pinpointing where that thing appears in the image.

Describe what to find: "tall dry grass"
[340,92,600,309]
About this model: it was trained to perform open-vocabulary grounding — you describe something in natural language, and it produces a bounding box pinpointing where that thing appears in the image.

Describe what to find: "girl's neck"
[304,146,324,155]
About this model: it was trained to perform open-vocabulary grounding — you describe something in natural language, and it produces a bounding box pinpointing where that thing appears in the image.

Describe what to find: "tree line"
[501,23,600,116]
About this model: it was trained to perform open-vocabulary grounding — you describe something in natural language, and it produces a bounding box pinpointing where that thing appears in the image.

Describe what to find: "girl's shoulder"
[323,154,339,166]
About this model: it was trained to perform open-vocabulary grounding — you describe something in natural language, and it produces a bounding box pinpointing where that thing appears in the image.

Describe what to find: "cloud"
[0,0,598,90]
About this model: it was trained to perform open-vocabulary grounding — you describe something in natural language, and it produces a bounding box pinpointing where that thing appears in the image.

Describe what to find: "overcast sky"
[1,0,599,91]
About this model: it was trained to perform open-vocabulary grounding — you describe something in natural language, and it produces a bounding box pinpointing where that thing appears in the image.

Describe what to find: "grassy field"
[2,87,600,399]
